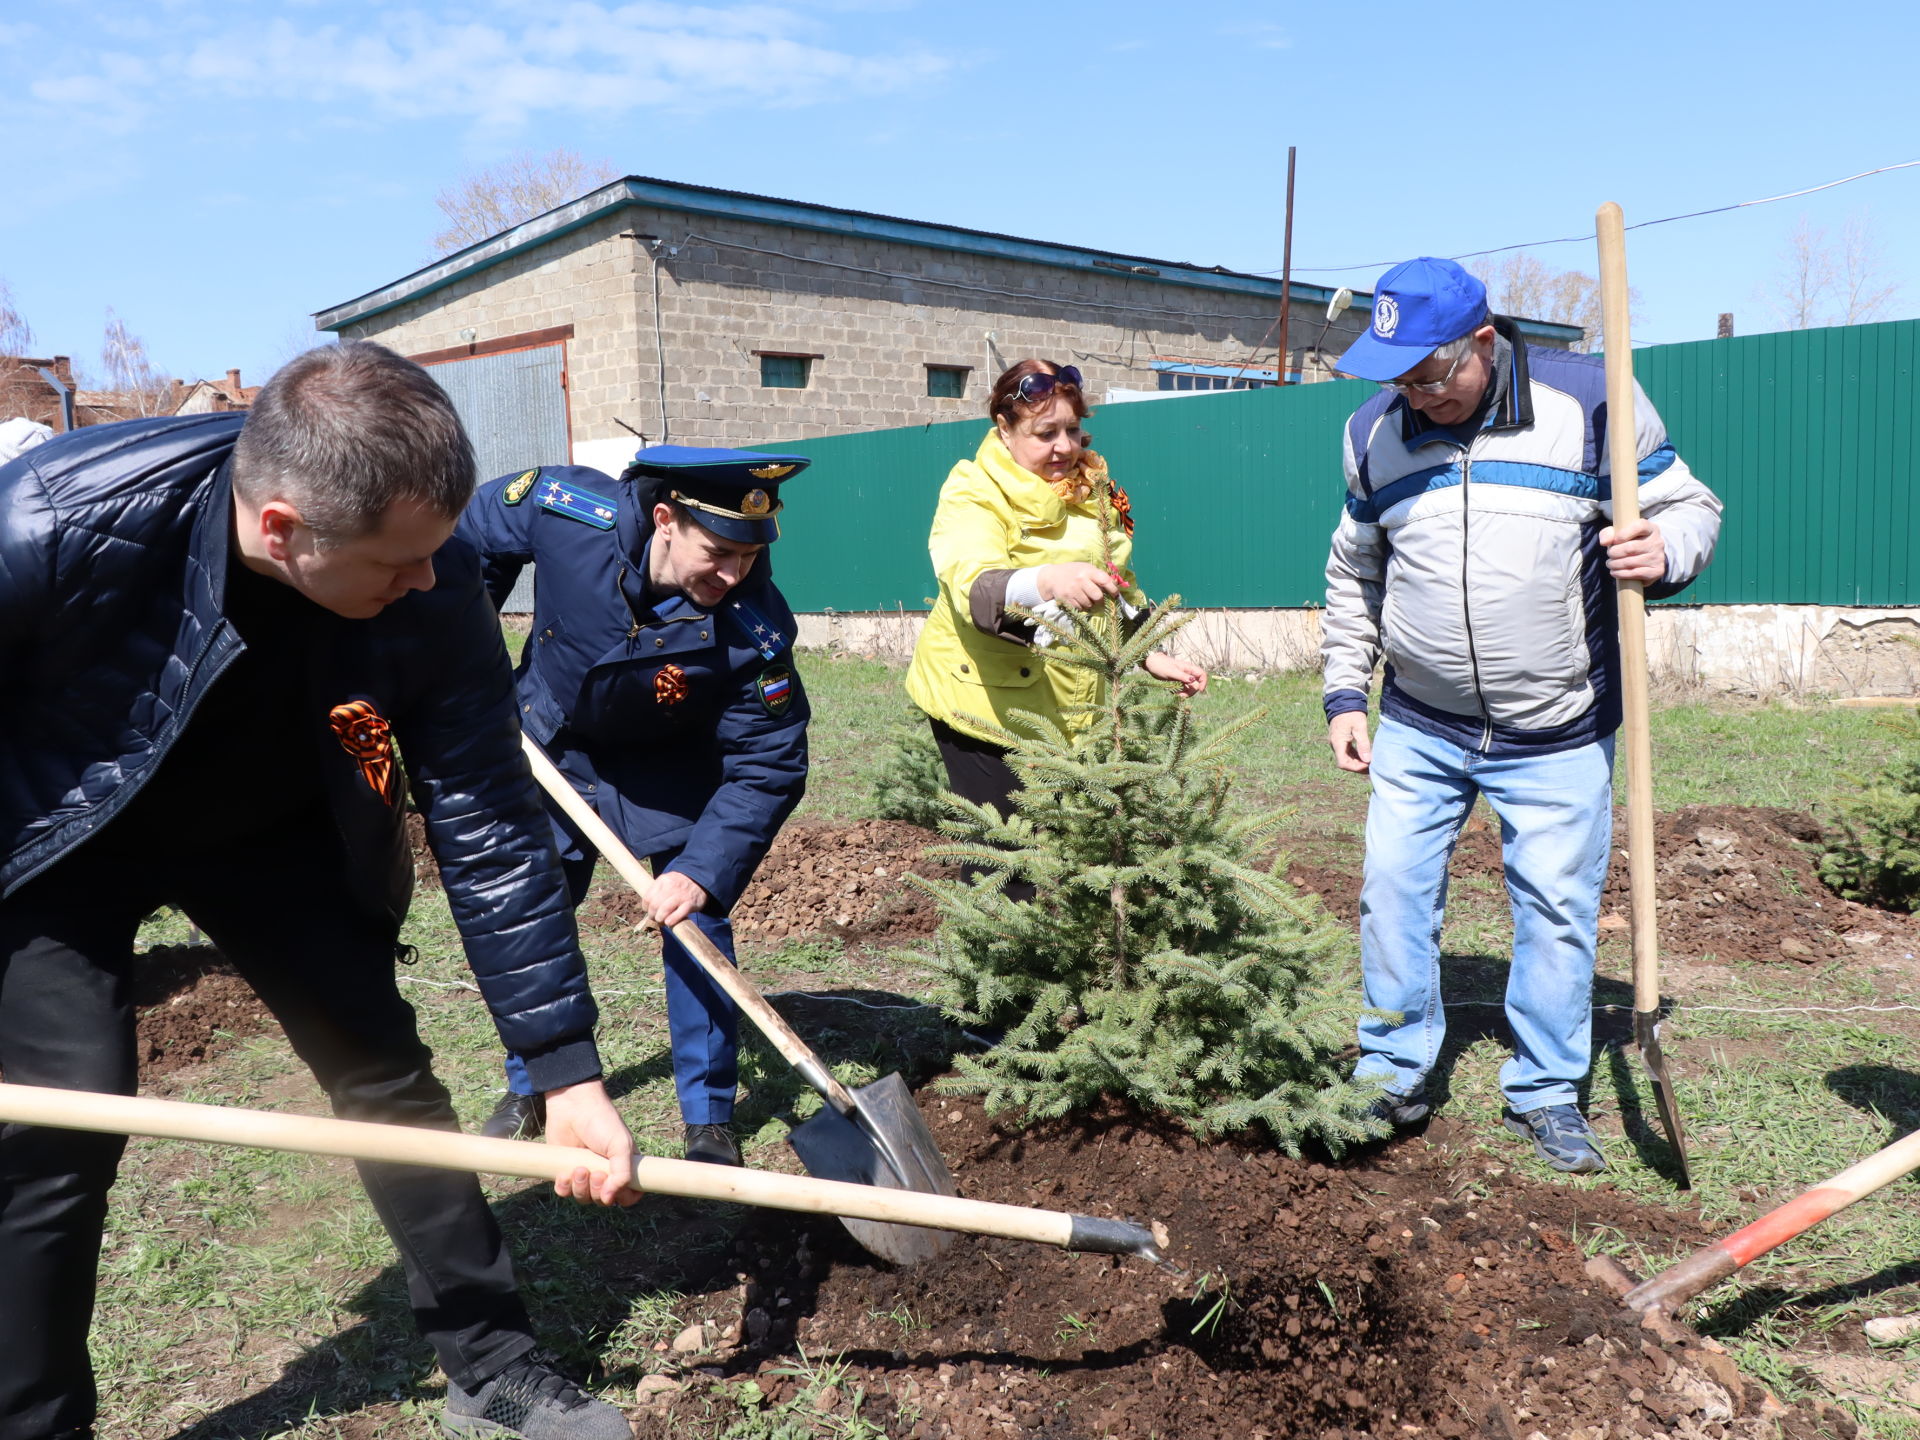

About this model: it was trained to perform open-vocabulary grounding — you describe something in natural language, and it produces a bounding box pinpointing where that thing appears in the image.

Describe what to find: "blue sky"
[4,0,1916,387]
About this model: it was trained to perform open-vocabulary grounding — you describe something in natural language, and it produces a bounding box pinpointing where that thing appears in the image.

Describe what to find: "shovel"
[0,1083,1167,1262]
[1597,201,1692,1189]
[520,736,960,1265]
[1618,1123,1920,1316]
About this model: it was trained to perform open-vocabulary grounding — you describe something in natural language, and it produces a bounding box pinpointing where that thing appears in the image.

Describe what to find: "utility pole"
[1278,146,1296,385]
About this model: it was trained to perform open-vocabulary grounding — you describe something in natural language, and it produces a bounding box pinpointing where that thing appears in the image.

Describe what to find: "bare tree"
[0,279,33,358]
[1467,252,1634,352]
[100,309,172,417]
[1836,213,1901,325]
[432,149,621,255]
[1763,211,1901,331]
[1767,216,1836,330]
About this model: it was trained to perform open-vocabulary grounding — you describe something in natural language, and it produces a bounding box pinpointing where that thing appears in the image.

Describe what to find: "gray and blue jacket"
[1322,320,1723,755]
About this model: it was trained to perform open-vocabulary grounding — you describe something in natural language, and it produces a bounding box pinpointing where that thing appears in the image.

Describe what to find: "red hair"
[987,360,1090,427]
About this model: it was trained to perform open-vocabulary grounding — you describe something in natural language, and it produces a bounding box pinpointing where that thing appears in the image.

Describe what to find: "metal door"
[425,343,570,612]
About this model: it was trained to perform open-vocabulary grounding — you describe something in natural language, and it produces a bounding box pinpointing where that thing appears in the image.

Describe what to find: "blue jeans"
[1354,718,1614,1113]
[505,850,738,1125]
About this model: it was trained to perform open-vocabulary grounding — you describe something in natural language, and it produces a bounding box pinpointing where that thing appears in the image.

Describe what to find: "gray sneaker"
[1504,1104,1609,1174]
[442,1352,631,1438]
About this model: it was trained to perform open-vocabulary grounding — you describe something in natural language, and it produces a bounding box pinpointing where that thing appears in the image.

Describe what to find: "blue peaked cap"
[1334,258,1490,382]
[627,444,810,544]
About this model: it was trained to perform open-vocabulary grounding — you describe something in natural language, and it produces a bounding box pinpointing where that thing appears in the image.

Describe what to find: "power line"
[1270,158,1920,278]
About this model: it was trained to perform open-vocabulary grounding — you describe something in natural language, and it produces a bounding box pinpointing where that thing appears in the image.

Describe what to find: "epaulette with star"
[535,475,617,530]
[727,597,788,661]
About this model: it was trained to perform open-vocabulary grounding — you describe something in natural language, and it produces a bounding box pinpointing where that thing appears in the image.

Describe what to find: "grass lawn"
[95,656,1920,1437]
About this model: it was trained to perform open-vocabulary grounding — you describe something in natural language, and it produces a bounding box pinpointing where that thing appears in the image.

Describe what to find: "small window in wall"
[760,355,811,389]
[1151,361,1281,391]
[926,364,970,399]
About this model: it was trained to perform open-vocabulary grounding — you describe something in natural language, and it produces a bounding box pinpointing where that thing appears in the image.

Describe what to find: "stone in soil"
[631,1094,1848,1440]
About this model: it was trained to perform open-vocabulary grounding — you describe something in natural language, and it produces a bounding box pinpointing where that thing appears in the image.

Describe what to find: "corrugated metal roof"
[313,174,1586,343]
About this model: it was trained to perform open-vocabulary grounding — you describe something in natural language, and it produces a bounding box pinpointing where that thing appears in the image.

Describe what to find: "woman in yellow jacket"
[906,360,1207,853]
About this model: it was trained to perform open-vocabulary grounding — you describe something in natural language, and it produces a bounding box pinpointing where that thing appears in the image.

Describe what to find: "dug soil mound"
[633,1095,1844,1440]
[1290,804,1917,966]
[581,818,952,946]
[133,943,277,1079]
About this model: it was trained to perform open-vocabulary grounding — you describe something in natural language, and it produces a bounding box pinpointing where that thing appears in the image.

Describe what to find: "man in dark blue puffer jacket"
[0,343,636,1440]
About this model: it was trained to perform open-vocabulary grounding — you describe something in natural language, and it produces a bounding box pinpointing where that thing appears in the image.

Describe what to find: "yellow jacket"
[906,429,1142,744]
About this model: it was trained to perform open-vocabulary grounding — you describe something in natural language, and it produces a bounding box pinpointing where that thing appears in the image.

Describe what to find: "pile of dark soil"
[581,818,952,947]
[133,943,276,1079]
[632,1096,1847,1439]
[1288,804,1917,966]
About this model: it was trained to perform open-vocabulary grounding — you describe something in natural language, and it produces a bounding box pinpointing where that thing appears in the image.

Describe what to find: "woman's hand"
[1143,651,1208,697]
[1035,562,1123,610]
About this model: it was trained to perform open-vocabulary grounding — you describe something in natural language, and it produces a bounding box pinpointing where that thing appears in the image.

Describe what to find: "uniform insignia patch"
[536,477,618,530]
[756,665,793,717]
[728,598,786,661]
[747,463,796,480]
[329,700,399,804]
[503,469,538,506]
[654,663,689,706]
[741,488,772,515]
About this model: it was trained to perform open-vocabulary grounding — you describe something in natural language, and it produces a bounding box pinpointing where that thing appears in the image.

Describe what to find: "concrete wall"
[335,211,646,448]
[795,604,1920,700]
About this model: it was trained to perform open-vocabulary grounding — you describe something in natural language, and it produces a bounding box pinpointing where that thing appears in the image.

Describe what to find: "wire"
[1276,158,1920,277]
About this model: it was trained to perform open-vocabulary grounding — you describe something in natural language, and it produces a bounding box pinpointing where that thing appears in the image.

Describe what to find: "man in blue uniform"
[457,446,812,1167]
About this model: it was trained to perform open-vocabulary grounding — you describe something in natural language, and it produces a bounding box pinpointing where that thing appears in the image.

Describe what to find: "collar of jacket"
[1397,314,1535,448]
[192,457,237,616]
[973,428,1068,528]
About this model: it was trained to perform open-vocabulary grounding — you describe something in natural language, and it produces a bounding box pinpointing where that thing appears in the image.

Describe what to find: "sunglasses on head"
[1014,365,1083,403]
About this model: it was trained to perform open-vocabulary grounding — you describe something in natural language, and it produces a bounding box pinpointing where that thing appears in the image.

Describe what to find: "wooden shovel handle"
[1597,202,1661,1015]
[0,1083,1085,1248]
[518,735,861,1114]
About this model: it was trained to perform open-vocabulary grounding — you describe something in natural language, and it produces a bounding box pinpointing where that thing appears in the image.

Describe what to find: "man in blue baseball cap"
[457,445,813,1167]
[1321,257,1724,1174]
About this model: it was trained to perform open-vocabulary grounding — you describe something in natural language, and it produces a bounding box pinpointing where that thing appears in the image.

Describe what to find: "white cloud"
[19,1,951,133]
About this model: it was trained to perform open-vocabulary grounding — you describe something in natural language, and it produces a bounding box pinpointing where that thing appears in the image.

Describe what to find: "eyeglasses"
[1379,347,1469,397]
[1015,365,1083,403]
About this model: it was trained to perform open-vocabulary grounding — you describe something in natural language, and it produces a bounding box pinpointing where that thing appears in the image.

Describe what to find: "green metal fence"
[763,318,1919,612]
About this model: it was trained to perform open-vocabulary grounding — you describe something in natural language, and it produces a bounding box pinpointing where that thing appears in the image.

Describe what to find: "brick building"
[314,176,1581,479]
[169,368,260,414]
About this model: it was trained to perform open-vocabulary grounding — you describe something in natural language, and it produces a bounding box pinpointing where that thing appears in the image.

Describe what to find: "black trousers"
[928,719,1036,903]
[0,817,534,1439]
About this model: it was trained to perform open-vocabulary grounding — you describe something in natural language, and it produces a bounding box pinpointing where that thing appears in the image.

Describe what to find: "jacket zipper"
[1458,452,1493,750]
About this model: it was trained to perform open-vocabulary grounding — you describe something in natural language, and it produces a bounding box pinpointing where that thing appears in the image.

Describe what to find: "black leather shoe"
[482,1090,546,1141]
[683,1123,741,1166]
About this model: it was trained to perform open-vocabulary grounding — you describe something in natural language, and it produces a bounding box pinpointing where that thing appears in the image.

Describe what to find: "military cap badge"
[748,463,796,480]
[503,469,538,505]
[741,489,772,516]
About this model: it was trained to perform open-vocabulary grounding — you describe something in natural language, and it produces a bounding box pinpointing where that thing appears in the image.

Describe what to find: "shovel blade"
[789,1072,958,1267]
[1634,1008,1692,1190]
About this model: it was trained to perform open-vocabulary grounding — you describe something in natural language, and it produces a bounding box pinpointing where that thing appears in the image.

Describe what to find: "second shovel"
[521,736,960,1264]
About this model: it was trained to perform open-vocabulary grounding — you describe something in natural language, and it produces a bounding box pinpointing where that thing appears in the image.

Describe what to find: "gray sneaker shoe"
[442,1352,631,1438]
[1504,1104,1609,1174]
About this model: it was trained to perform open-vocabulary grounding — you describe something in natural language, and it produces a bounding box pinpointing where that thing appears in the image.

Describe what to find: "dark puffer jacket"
[0,414,602,1089]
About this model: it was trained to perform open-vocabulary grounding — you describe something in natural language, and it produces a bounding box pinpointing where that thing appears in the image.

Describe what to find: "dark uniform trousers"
[0,814,533,1438]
